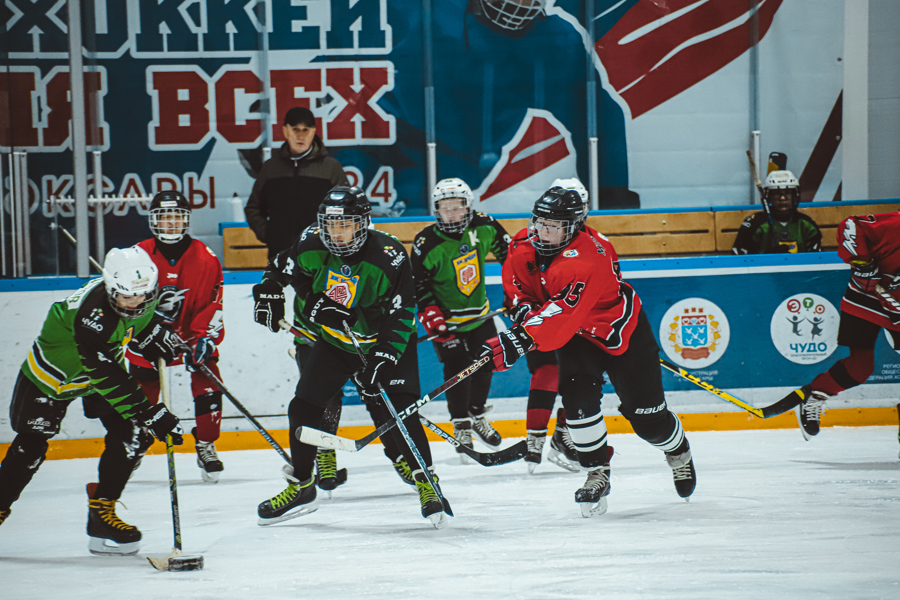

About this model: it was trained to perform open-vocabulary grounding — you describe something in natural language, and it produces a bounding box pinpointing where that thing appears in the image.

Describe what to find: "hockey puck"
[168,555,204,571]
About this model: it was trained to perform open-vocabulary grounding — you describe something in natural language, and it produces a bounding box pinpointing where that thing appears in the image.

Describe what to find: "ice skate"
[315,448,348,498]
[194,438,224,484]
[469,406,502,447]
[575,466,610,518]
[391,454,415,486]
[451,418,474,464]
[86,483,141,556]
[793,385,830,440]
[257,465,319,526]
[547,422,581,473]
[525,429,546,474]
[665,443,697,500]
[0,508,10,527]
[413,469,447,529]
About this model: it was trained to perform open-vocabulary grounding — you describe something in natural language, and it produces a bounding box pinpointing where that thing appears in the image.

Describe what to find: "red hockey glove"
[849,261,880,294]
[418,305,454,341]
[479,325,534,372]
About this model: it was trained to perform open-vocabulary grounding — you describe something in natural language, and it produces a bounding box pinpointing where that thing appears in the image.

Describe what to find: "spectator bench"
[220,198,900,269]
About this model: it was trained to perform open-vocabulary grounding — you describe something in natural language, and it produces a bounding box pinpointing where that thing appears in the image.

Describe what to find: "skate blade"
[199,469,220,484]
[579,498,608,518]
[526,462,538,475]
[88,537,140,556]
[257,499,320,526]
[428,511,448,529]
[547,449,581,473]
[148,548,204,571]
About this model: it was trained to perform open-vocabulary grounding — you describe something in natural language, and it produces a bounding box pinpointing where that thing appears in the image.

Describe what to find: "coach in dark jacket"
[244,107,349,259]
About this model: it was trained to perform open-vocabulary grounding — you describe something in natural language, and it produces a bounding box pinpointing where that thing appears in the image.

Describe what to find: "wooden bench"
[222,226,267,269]
[714,200,900,252]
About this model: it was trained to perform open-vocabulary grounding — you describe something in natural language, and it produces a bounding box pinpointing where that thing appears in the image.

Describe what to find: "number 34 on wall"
[344,166,398,215]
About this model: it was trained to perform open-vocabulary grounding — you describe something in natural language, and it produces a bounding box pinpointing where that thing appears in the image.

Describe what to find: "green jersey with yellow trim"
[22,279,159,418]
[265,225,417,359]
[411,213,510,333]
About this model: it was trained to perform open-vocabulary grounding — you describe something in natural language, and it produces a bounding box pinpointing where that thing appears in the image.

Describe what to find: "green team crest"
[453,249,480,297]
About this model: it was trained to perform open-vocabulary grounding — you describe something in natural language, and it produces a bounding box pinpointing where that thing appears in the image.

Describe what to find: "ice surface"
[1,427,898,599]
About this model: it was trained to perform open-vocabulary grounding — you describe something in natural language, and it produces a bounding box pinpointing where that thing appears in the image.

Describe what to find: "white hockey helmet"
[551,177,589,225]
[102,246,159,319]
[762,170,800,220]
[432,177,475,234]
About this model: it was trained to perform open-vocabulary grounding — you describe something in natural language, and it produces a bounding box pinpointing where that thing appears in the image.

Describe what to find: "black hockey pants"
[433,318,496,419]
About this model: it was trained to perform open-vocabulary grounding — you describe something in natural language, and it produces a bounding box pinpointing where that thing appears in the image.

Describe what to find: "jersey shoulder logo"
[563,249,579,257]
[325,270,360,307]
[453,249,481,297]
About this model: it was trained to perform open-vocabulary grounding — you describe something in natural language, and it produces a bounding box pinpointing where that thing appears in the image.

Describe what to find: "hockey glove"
[418,305,453,341]
[186,336,216,372]
[849,260,880,294]
[138,403,184,444]
[507,301,538,326]
[304,292,357,330]
[135,322,184,364]
[252,281,285,333]
[351,349,398,403]
[480,325,534,372]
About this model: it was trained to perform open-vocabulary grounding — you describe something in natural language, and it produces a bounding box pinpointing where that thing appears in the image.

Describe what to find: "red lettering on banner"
[151,70,210,146]
[44,71,105,147]
[154,174,181,193]
[185,173,209,209]
[270,69,322,141]
[215,70,263,144]
[325,67,390,140]
[119,174,147,199]
[0,71,39,147]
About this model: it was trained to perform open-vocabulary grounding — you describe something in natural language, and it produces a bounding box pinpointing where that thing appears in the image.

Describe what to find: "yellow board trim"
[2,406,896,462]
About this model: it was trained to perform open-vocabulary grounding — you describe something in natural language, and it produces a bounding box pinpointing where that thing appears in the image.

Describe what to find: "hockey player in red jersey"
[125,191,227,482]
[485,187,697,517]
[780,212,900,452]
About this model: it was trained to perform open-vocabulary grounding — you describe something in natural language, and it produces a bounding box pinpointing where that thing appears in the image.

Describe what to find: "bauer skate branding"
[770,293,839,365]
[659,299,730,369]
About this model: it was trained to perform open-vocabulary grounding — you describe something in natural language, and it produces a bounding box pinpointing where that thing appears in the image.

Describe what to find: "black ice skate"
[257,465,319,526]
[0,508,10,527]
[413,469,447,529]
[665,442,697,500]
[547,414,581,473]
[315,448,348,498]
[793,385,831,440]
[525,429,547,474]
[194,438,224,484]
[469,406,502,447]
[451,418,474,465]
[575,466,610,518]
[391,454,415,486]
[86,483,141,556]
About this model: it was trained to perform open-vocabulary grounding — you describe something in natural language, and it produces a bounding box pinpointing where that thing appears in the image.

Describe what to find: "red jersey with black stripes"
[126,238,225,367]
[502,227,641,355]
[836,212,900,331]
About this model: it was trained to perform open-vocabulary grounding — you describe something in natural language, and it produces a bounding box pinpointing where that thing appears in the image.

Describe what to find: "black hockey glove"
[507,302,538,326]
[185,336,215,372]
[135,322,184,364]
[304,292,357,329]
[252,281,285,333]
[138,403,184,444]
[351,349,398,403]
[480,325,534,372]
[849,260,880,294]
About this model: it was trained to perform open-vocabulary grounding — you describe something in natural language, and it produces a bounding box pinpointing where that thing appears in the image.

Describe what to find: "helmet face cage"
[529,215,578,256]
[480,0,545,32]
[318,213,369,256]
[149,207,191,243]
[102,247,159,319]
[432,178,474,234]
[108,287,159,319]
[762,170,800,221]
[528,187,583,256]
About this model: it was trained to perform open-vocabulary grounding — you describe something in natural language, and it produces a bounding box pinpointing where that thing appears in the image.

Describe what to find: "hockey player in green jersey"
[0,246,184,554]
[411,178,510,462]
[252,186,448,528]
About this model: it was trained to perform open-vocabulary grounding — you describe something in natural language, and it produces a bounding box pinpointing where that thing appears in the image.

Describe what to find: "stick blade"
[470,440,529,466]
[148,548,204,571]
[295,426,360,452]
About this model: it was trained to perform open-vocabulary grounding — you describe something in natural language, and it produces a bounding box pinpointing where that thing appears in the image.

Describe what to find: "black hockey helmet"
[317,186,372,256]
[149,190,191,244]
[529,186,583,256]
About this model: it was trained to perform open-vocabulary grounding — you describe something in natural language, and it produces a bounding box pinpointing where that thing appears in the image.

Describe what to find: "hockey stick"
[417,308,506,343]
[295,352,491,451]
[417,415,527,466]
[746,150,778,237]
[341,321,452,517]
[148,359,204,572]
[50,224,104,271]
[875,284,900,312]
[659,358,800,418]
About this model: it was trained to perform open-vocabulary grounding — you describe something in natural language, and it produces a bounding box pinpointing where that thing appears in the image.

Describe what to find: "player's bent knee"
[194,392,222,416]
[559,373,603,416]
